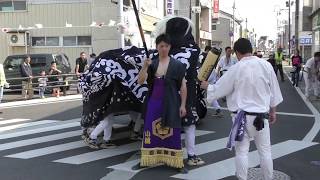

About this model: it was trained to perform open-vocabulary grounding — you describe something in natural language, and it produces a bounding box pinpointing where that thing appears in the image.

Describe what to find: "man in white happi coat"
[216,46,237,77]
[303,52,320,100]
[201,38,283,180]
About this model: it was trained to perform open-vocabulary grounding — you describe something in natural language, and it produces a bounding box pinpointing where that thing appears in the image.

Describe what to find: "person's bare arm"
[179,78,187,117]
[269,106,277,124]
[137,58,151,85]
[75,64,80,75]
[217,66,221,76]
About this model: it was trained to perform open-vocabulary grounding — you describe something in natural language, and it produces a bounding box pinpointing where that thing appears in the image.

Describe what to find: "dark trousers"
[275,64,284,81]
[291,67,301,86]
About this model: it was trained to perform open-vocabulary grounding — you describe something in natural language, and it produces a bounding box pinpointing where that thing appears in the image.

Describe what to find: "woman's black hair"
[155,34,171,45]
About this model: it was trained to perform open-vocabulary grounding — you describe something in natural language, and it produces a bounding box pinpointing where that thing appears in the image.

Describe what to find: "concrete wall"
[302,6,313,31]
[211,17,231,49]
[311,10,320,53]
[0,1,93,68]
[0,0,121,70]
[91,0,119,55]
[312,0,319,12]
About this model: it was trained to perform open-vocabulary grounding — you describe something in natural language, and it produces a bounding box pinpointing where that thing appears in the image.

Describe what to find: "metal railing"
[3,73,80,101]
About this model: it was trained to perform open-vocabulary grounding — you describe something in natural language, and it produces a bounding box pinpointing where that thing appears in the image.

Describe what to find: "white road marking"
[0,121,80,140]
[0,95,82,109]
[172,140,318,180]
[0,120,57,132]
[284,70,320,142]
[5,141,85,159]
[108,137,229,173]
[0,130,81,151]
[0,118,31,125]
[54,130,213,165]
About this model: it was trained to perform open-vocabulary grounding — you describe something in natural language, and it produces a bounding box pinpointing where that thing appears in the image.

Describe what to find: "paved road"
[0,74,319,180]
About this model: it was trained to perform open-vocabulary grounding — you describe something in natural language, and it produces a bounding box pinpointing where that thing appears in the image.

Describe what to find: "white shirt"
[208,71,219,84]
[304,57,315,69]
[217,55,237,71]
[38,77,48,87]
[207,56,283,112]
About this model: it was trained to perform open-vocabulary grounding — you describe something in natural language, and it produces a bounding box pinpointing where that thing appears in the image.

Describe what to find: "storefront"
[311,10,320,53]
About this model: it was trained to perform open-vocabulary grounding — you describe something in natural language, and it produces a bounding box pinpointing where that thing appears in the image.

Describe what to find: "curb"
[0,94,82,109]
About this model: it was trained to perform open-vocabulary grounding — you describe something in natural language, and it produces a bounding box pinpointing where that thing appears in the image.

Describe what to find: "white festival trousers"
[211,100,221,109]
[90,114,114,141]
[129,111,143,133]
[303,72,319,97]
[234,115,273,180]
[184,124,196,156]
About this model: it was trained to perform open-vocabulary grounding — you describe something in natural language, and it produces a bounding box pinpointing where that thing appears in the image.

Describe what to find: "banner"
[166,0,174,15]
[213,0,219,19]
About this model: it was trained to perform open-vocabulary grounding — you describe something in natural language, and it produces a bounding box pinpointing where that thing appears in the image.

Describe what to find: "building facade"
[174,0,212,49]
[211,10,242,49]
[310,0,320,53]
[0,0,164,69]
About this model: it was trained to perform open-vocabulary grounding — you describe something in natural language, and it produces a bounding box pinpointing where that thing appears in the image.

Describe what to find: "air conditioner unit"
[9,33,27,46]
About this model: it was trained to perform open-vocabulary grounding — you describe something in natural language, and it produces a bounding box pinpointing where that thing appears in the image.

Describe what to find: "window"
[63,36,91,46]
[30,57,46,68]
[63,36,77,46]
[77,36,91,46]
[46,37,59,46]
[54,55,63,65]
[32,36,59,46]
[13,0,26,10]
[212,24,217,31]
[123,0,131,6]
[4,57,23,70]
[32,37,45,46]
[0,0,26,11]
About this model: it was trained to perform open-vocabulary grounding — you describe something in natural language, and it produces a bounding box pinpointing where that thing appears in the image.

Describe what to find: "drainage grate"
[248,168,291,180]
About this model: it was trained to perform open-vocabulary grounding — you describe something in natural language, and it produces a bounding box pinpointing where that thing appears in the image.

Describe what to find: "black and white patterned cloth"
[79,45,200,128]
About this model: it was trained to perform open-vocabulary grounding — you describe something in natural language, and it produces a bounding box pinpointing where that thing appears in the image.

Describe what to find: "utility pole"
[287,0,291,57]
[245,18,248,38]
[294,0,299,52]
[196,0,200,45]
[189,0,192,19]
[232,0,235,46]
[118,0,124,48]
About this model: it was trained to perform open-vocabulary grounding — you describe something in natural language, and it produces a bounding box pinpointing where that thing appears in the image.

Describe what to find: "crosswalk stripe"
[5,141,85,159]
[172,140,318,180]
[0,130,81,151]
[108,137,229,173]
[0,120,57,132]
[0,118,31,125]
[54,141,140,164]
[0,121,80,140]
[53,130,213,165]
[4,130,132,159]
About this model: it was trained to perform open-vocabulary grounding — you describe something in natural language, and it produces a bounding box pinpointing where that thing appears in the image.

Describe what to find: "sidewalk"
[2,88,78,103]
[0,94,82,109]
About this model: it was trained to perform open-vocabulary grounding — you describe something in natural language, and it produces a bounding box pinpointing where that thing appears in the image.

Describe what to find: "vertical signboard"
[213,0,219,19]
[166,0,174,15]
